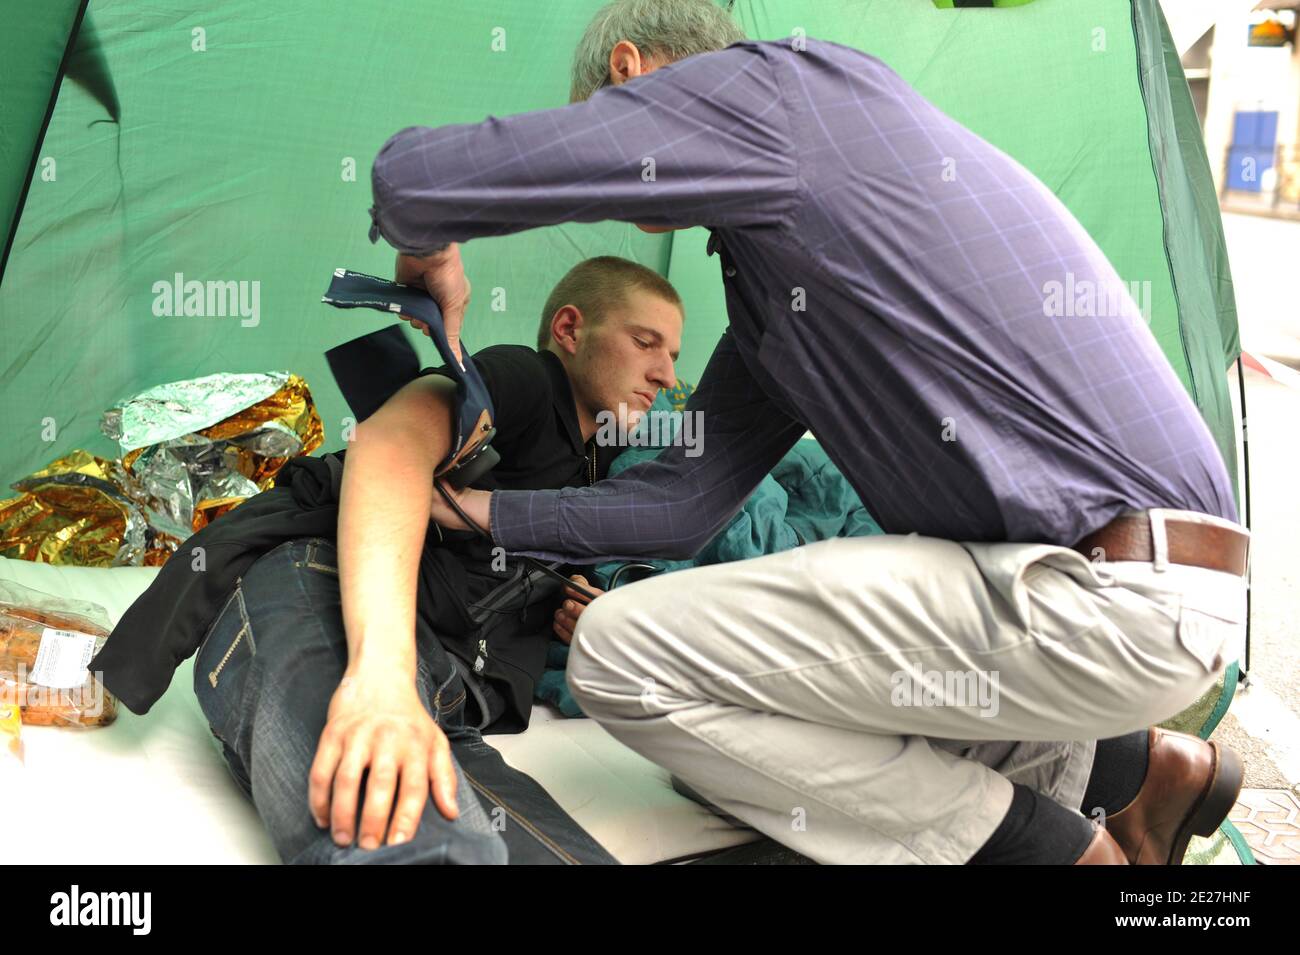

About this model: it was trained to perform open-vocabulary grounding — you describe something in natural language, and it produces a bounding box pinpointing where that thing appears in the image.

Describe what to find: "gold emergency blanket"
[0,372,322,566]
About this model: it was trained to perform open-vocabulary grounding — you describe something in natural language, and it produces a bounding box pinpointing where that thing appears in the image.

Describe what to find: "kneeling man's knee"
[565,593,647,717]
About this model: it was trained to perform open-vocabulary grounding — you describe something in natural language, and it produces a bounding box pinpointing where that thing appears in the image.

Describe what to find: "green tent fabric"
[0,0,1241,495]
[0,2,675,490]
[0,0,89,278]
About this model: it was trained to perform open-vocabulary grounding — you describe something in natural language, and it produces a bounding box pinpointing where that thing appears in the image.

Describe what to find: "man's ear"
[550,305,583,355]
[608,39,645,86]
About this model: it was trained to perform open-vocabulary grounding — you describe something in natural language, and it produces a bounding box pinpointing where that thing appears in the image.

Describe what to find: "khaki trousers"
[567,513,1246,864]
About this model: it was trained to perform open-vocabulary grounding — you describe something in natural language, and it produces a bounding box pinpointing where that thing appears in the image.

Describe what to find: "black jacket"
[92,326,618,730]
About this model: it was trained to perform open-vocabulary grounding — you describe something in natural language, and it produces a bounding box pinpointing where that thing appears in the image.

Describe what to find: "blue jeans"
[192,537,616,865]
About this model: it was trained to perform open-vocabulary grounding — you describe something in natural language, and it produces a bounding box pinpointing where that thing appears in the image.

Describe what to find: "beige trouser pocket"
[1176,603,1245,675]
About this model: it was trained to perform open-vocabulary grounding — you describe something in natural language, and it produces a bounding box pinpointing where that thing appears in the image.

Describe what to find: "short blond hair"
[537,256,682,351]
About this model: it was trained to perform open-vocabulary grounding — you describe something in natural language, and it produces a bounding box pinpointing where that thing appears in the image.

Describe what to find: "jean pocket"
[423,661,466,727]
[295,538,338,576]
[197,581,257,692]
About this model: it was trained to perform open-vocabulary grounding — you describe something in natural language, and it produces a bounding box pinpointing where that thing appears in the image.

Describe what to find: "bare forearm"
[337,420,445,682]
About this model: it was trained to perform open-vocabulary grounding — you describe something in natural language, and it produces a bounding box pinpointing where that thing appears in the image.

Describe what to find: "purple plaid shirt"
[368,39,1236,563]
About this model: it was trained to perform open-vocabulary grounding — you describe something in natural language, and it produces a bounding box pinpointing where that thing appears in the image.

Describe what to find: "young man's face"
[569,288,682,432]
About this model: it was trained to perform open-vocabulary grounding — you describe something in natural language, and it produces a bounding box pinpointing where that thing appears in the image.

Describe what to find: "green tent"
[0,0,1246,787]
[0,0,1240,471]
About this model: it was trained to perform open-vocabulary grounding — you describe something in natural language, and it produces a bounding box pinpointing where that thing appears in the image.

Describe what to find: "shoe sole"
[1167,742,1244,865]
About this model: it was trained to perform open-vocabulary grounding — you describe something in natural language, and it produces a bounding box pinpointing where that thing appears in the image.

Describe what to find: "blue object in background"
[1227,110,1278,192]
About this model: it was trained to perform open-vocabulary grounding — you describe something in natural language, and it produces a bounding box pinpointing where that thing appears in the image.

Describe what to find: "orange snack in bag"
[0,582,118,728]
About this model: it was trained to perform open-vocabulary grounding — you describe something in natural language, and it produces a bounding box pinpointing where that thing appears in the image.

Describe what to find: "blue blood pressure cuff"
[321,268,499,488]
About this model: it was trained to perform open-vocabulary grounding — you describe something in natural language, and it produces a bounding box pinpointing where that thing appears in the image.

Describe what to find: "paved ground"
[1210,212,1300,796]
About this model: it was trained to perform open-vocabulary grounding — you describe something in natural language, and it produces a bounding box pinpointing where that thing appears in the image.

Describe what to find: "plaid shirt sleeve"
[367,43,799,253]
[488,328,807,563]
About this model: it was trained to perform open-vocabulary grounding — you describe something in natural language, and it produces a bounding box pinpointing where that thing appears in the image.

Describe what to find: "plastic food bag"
[0,703,21,766]
[0,580,118,728]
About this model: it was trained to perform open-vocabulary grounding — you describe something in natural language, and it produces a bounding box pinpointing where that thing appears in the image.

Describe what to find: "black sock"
[968,783,1096,864]
[1080,730,1150,818]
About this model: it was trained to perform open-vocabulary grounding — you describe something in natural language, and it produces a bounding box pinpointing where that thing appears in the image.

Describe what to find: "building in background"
[1194,2,1300,216]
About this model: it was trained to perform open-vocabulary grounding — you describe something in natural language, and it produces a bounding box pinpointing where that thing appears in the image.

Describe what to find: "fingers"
[328,726,375,847]
[398,312,432,338]
[308,729,344,831]
[553,610,574,644]
[429,732,459,820]
[554,600,582,630]
[356,730,401,850]
[564,574,595,604]
[313,714,458,854]
[554,576,593,643]
[387,753,431,846]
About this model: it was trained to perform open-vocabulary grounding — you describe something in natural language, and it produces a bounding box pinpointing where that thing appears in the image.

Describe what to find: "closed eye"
[634,338,651,349]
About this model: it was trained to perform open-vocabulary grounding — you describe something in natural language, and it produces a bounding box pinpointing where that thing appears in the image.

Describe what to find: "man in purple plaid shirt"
[368,0,1248,865]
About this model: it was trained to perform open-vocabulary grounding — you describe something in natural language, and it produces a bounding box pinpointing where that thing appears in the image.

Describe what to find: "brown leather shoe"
[1074,826,1129,864]
[1105,727,1245,865]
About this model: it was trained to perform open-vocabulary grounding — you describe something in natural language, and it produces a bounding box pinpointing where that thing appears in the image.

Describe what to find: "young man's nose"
[651,359,677,392]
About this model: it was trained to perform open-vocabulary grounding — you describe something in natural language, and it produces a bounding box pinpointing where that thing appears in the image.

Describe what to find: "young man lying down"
[93,255,682,864]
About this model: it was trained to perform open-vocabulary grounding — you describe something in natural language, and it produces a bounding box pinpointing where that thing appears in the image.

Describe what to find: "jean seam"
[461,769,579,865]
[437,689,466,713]
[235,583,255,655]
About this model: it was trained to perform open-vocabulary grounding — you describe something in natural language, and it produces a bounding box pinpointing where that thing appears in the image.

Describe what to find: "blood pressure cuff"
[322,268,495,479]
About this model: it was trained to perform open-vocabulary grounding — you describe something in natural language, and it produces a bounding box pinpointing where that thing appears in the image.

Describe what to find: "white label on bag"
[30,628,98,689]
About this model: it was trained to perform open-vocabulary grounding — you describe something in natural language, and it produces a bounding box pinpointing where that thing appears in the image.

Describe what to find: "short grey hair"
[569,0,746,103]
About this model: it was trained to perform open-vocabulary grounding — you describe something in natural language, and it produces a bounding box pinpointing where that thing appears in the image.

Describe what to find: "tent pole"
[1236,355,1252,686]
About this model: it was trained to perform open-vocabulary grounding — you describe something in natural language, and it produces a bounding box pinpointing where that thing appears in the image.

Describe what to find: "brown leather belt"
[1071,510,1249,578]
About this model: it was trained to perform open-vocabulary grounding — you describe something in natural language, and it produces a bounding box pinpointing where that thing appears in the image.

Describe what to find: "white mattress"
[0,555,755,864]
